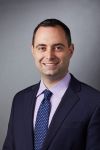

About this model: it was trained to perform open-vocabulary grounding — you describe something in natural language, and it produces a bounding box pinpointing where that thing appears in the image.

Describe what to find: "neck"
[41,74,67,89]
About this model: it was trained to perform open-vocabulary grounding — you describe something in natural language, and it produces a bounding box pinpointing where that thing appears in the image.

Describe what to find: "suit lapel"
[23,83,39,150]
[42,75,81,150]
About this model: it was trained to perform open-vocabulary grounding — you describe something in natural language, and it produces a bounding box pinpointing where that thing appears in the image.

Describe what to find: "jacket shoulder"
[70,74,100,103]
[13,83,40,100]
[70,74,100,94]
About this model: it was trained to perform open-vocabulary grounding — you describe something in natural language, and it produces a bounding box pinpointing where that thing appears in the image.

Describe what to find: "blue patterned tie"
[34,89,52,150]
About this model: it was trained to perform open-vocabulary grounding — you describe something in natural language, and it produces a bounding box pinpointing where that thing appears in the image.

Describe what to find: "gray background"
[0,0,100,149]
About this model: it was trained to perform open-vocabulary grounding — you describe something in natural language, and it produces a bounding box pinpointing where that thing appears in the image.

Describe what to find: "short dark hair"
[32,18,72,47]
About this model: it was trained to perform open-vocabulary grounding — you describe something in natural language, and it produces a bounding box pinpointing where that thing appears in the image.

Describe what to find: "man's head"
[32,18,72,47]
[32,19,74,83]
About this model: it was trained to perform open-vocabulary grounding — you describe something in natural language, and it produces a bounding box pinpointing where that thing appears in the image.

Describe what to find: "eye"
[54,45,64,51]
[37,46,46,52]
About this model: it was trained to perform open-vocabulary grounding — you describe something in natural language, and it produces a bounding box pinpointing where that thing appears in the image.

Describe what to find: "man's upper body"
[3,74,100,150]
[3,19,100,150]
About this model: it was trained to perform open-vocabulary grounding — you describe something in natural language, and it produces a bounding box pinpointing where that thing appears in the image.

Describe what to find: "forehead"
[34,26,67,45]
[35,25,65,36]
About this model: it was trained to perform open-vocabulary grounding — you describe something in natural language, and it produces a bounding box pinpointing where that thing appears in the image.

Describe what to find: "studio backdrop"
[0,0,100,149]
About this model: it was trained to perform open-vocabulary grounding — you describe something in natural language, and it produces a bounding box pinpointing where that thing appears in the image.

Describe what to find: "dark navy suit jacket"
[3,75,100,150]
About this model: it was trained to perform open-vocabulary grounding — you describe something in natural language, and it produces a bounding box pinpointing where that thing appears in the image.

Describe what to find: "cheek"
[34,53,43,61]
[60,54,69,61]
[60,55,70,66]
[64,52,72,59]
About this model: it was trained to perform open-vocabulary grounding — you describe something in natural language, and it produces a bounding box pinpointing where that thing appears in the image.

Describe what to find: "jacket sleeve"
[2,97,15,150]
[86,106,100,150]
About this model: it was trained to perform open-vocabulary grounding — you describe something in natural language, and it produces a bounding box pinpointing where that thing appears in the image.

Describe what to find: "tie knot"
[44,89,52,100]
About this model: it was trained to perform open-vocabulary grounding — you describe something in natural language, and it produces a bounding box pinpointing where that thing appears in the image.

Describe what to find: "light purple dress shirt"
[33,73,71,128]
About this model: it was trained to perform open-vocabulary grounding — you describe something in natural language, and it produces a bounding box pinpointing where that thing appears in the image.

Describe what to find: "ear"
[31,45,34,57]
[68,43,74,57]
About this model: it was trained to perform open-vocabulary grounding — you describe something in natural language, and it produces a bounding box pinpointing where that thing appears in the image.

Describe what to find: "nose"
[45,48,55,60]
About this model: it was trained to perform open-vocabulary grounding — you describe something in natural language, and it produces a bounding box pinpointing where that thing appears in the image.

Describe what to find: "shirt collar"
[36,80,46,97]
[37,73,71,97]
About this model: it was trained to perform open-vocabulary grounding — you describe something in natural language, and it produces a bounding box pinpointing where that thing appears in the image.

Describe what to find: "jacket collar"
[24,75,81,150]
[42,74,81,150]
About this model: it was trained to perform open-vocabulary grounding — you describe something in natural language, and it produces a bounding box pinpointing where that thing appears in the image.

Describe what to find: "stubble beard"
[41,67,68,82]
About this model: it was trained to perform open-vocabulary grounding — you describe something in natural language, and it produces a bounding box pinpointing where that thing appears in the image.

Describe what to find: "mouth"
[42,63,58,69]
[44,63,57,66]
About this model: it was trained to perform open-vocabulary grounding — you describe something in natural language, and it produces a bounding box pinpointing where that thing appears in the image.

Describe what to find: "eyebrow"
[36,44,46,48]
[35,43,65,48]
[52,43,65,47]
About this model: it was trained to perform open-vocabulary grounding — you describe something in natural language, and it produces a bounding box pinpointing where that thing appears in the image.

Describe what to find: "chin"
[43,71,61,79]
[44,71,57,76]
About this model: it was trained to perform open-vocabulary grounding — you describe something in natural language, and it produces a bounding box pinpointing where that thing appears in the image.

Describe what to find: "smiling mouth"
[45,63,57,65]
[42,63,58,69]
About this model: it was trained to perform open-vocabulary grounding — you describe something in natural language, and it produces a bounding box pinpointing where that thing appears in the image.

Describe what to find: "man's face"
[32,25,74,81]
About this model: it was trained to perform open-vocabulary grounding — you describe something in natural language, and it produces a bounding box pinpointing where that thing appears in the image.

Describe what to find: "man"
[3,19,100,150]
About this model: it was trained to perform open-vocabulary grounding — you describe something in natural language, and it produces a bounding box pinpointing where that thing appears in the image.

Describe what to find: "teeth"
[45,64,56,66]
